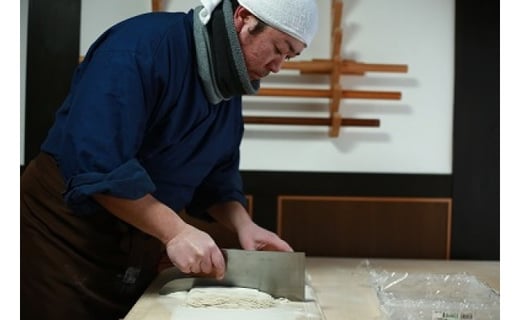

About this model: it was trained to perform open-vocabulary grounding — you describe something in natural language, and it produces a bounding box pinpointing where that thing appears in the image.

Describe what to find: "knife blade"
[158,249,306,301]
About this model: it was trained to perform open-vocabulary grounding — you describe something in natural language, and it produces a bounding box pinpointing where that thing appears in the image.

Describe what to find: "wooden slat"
[345,61,409,73]
[343,90,401,99]
[243,116,379,127]
[282,60,409,74]
[329,112,343,137]
[331,28,343,61]
[331,1,344,35]
[330,83,342,113]
[330,0,344,57]
[257,88,402,100]
[151,0,164,12]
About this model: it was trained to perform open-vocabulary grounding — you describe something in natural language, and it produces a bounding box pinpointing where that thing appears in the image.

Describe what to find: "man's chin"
[249,72,266,81]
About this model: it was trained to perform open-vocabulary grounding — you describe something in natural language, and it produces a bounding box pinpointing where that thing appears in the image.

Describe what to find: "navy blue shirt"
[42,11,247,218]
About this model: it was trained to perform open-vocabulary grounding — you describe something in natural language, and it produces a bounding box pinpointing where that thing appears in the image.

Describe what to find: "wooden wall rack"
[151,0,408,137]
[250,0,408,137]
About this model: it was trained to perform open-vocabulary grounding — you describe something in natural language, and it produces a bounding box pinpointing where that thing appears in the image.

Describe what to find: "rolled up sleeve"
[64,158,156,214]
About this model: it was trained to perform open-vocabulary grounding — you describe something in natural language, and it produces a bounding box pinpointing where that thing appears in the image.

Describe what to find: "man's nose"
[268,57,284,73]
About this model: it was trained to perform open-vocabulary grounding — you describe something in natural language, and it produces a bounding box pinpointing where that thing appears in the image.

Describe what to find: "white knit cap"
[198,0,319,46]
[238,0,319,46]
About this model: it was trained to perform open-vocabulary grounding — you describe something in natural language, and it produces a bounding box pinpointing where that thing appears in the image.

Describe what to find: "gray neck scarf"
[193,0,259,104]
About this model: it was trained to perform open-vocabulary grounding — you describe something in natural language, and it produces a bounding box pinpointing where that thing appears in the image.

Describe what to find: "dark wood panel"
[242,172,452,198]
[452,0,499,260]
[278,196,451,259]
[24,0,81,164]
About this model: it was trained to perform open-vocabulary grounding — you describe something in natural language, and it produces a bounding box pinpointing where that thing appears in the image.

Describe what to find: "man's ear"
[233,5,253,32]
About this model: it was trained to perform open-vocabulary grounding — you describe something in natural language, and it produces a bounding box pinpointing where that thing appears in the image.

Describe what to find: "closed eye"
[275,46,294,61]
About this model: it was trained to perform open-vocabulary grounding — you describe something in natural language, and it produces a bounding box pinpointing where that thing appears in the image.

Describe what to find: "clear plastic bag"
[368,267,499,320]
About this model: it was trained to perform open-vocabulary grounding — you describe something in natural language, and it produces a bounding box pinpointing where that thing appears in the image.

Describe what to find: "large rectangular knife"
[158,249,306,301]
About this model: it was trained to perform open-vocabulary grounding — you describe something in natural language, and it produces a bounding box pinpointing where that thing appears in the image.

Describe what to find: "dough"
[185,287,278,309]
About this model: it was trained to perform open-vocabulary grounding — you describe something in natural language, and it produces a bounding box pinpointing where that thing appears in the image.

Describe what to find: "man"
[20,0,318,319]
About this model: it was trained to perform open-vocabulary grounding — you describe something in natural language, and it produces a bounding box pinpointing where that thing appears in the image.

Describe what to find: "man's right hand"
[92,193,226,279]
[165,223,225,279]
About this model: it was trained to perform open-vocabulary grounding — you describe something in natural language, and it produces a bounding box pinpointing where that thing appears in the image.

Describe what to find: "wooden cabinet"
[278,196,452,259]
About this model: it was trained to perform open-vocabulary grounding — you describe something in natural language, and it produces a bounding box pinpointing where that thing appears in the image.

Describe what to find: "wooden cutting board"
[124,268,324,320]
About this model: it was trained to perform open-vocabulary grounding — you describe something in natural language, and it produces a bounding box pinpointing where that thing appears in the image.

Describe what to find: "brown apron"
[21,153,164,320]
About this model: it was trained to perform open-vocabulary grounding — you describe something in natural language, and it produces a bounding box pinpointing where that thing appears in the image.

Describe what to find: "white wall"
[77,0,455,174]
[80,0,151,54]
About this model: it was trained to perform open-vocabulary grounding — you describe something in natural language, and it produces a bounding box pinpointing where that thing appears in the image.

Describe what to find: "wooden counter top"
[124,257,499,320]
[305,257,499,320]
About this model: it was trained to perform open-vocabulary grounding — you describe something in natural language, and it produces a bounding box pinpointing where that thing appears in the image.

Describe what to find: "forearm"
[92,193,186,245]
[208,200,292,252]
[94,193,226,277]
[207,201,253,232]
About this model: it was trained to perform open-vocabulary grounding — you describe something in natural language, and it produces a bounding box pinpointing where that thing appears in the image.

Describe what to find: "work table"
[124,257,499,320]
[304,257,499,320]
